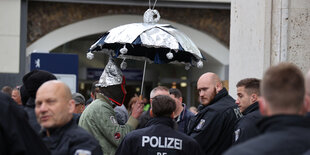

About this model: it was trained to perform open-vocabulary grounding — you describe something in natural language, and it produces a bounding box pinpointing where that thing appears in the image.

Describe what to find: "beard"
[199,87,217,106]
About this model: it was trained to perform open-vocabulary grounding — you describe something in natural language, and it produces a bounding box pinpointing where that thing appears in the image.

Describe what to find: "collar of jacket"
[257,115,310,133]
[40,118,75,138]
[198,87,228,111]
[146,117,175,128]
[242,101,259,115]
[96,93,116,108]
[175,103,187,122]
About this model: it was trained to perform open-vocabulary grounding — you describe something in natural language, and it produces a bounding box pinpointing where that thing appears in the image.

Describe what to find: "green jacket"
[79,94,139,155]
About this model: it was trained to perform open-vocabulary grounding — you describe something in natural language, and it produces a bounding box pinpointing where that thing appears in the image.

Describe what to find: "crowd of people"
[1,60,310,155]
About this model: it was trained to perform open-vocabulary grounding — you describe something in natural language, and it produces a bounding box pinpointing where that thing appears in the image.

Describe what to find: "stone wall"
[27,1,230,47]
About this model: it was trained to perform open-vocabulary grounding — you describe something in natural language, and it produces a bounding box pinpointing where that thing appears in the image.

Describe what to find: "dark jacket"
[233,102,262,144]
[137,108,152,129]
[175,104,194,133]
[224,115,310,155]
[0,92,50,155]
[116,117,203,155]
[187,88,242,155]
[41,119,103,155]
[23,97,42,133]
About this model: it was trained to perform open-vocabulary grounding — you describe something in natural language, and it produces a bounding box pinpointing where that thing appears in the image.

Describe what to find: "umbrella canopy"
[87,8,205,97]
[87,9,205,69]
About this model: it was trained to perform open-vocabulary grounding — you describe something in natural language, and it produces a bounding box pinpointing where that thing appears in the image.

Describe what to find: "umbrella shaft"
[140,60,147,97]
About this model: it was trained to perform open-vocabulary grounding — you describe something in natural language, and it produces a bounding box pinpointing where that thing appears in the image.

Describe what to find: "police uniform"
[41,119,102,155]
[224,115,310,155]
[233,102,262,144]
[187,88,241,155]
[116,117,203,155]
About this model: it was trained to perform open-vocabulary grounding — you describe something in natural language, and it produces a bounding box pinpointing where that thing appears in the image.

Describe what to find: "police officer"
[224,63,310,155]
[116,95,203,155]
[233,78,262,144]
[35,80,102,155]
[187,72,241,155]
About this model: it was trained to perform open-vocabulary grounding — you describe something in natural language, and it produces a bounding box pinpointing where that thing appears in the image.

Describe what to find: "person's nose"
[235,99,240,105]
[39,103,48,113]
[199,90,204,97]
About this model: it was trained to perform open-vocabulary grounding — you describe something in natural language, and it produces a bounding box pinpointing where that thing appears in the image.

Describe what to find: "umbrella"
[87,8,205,97]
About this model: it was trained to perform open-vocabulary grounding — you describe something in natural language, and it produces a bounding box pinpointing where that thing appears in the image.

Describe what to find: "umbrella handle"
[140,60,147,98]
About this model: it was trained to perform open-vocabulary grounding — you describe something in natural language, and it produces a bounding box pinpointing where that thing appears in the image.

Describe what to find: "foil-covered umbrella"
[87,8,205,97]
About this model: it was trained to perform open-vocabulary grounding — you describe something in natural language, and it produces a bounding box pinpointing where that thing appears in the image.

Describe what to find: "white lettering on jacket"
[142,136,182,150]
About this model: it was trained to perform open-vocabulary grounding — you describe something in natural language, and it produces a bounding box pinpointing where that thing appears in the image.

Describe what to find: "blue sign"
[87,68,143,81]
[30,53,79,92]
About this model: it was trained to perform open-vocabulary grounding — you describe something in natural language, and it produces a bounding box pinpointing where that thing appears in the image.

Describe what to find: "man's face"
[197,78,217,106]
[74,104,85,114]
[236,86,252,113]
[11,89,22,105]
[169,94,182,108]
[35,83,72,129]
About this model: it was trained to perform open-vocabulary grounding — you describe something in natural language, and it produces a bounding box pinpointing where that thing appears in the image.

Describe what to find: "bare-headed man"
[187,72,241,155]
[224,63,310,155]
[169,88,194,133]
[233,78,262,144]
[35,80,102,155]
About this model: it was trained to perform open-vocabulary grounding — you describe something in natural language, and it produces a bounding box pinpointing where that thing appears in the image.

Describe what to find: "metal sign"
[30,53,78,93]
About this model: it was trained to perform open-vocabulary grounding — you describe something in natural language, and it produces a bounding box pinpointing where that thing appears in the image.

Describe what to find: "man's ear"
[215,82,223,93]
[179,97,183,104]
[258,97,267,116]
[68,99,75,114]
[251,94,258,103]
[150,109,154,118]
[170,112,175,119]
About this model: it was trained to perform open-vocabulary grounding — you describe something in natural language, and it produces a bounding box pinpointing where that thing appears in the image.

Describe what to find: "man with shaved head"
[187,72,241,155]
[35,80,102,155]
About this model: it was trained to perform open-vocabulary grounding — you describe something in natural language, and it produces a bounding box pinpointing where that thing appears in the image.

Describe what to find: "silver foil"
[103,23,203,60]
[96,58,123,87]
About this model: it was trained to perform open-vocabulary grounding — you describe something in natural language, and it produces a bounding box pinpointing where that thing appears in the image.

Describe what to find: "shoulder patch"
[195,119,206,130]
[74,149,91,155]
[114,132,121,140]
[233,108,243,119]
[234,129,240,142]
[110,116,118,124]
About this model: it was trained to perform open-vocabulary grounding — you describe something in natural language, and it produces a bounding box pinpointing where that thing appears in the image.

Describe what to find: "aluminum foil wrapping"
[104,23,202,60]
[96,58,123,87]
[143,9,161,24]
[140,27,179,49]
[160,26,202,58]
[105,23,170,43]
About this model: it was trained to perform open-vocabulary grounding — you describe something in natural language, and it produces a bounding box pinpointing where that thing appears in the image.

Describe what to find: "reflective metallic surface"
[96,58,123,87]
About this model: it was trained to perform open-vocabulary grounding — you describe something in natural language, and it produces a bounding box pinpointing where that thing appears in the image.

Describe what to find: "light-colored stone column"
[229,0,310,99]
[0,0,21,73]
[229,0,272,99]
[286,0,310,74]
